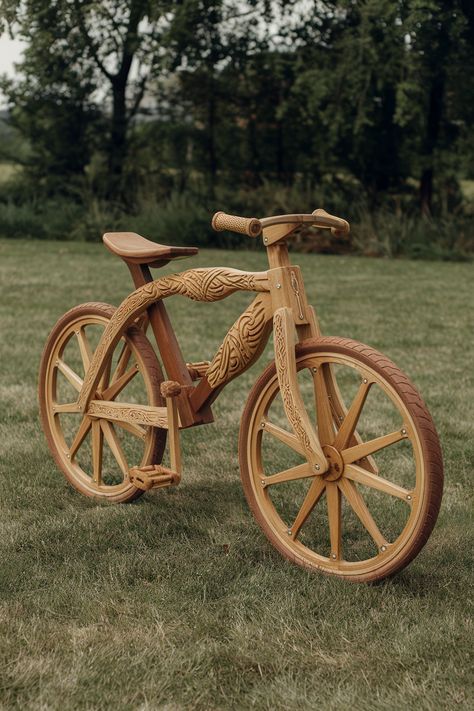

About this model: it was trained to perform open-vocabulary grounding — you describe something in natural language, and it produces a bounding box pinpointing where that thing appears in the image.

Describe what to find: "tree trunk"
[246,114,261,187]
[420,168,434,217]
[207,90,217,199]
[419,74,444,216]
[109,79,128,199]
[276,119,284,182]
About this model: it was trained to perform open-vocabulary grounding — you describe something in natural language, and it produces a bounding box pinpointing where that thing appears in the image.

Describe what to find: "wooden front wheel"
[239,337,443,582]
[39,302,166,502]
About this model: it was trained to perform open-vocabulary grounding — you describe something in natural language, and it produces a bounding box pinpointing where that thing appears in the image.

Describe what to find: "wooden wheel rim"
[245,350,427,578]
[42,311,160,499]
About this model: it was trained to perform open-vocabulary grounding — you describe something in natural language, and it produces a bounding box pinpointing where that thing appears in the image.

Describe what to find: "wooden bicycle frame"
[75,236,366,476]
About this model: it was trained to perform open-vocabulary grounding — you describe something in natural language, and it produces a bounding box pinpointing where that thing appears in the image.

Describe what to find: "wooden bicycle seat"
[103,232,198,268]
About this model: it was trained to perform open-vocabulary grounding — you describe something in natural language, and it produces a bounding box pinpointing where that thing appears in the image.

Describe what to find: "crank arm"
[273,307,328,474]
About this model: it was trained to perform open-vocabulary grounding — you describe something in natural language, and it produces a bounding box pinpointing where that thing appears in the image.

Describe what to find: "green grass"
[0,240,472,710]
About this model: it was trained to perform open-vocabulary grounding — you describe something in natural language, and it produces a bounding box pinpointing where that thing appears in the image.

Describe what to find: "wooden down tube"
[190,293,273,412]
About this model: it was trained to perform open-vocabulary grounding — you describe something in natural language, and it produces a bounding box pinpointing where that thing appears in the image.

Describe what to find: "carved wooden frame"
[72,261,352,477]
[78,267,270,414]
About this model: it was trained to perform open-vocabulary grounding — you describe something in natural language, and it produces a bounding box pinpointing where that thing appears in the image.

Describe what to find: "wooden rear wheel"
[239,337,443,582]
[39,302,166,503]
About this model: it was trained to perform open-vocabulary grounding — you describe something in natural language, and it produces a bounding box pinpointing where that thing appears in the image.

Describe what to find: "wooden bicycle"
[39,209,443,582]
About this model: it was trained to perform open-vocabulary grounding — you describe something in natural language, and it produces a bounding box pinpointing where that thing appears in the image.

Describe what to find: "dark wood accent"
[104,232,199,266]
[189,376,224,412]
[126,262,214,427]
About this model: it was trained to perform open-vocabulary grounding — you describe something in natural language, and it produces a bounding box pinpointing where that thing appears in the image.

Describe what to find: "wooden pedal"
[129,464,181,491]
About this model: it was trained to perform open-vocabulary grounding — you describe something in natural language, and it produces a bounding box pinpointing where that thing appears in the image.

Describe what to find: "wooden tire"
[39,302,166,503]
[239,337,443,582]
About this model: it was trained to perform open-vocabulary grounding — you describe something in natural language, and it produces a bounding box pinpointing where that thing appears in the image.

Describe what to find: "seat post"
[123,261,212,428]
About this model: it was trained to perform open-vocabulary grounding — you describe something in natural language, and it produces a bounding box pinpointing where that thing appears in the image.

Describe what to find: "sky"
[0,34,26,78]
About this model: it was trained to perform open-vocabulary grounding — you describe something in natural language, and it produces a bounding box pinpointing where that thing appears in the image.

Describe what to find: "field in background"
[0,240,472,709]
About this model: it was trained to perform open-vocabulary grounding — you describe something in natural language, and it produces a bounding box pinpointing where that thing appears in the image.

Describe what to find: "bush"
[0,198,83,239]
[0,184,472,260]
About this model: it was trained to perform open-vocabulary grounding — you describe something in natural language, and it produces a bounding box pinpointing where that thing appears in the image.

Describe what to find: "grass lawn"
[0,239,472,710]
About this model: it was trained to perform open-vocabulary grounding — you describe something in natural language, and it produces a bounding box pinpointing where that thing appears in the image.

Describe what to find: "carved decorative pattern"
[273,310,312,454]
[88,401,169,428]
[206,296,271,388]
[79,268,269,410]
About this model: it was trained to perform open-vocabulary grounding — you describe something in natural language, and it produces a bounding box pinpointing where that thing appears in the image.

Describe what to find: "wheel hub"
[322,444,344,481]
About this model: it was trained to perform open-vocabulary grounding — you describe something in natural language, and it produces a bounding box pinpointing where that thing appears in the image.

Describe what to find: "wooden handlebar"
[211,212,262,237]
[312,208,350,234]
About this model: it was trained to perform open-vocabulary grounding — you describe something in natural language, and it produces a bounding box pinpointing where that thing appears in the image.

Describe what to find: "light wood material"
[238,337,443,582]
[268,266,310,325]
[186,361,211,380]
[210,209,350,246]
[205,294,273,388]
[344,464,412,501]
[121,261,212,428]
[129,464,180,490]
[88,400,170,428]
[212,212,262,237]
[290,477,326,539]
[326,482,342,560]
[273,307,328,472]
[39,304,166,503]
[261,420,305,456]
[313,365,336,446]
[322,364,379,475]
[163,382,182,476]
[39,208,442,583]
[77,267,269,413]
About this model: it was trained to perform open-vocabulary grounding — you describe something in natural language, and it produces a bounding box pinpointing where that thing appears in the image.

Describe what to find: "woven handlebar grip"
[212,211,262,237]
[312,208,350,235]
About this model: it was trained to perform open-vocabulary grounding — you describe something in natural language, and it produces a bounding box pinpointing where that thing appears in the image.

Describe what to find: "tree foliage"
[0,0,473,214]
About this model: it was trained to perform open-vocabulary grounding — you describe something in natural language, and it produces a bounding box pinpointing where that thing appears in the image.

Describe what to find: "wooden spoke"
[323,365,379,476]
[323,364,347,424]
[100,420,129,477]
[264,462,314,487]
[100,356,112,391]
[101,365,138,401]
[110,343,132,385]
[338,478,388,549]
[69,416,92,459]
[56,359,83,392]
[345,464,412,502]
[326,482,342,560]
[75,327,93,371]
[54,402,78,413]
[262,420,305,456]
[333,379,372,451]
[290,476,325,539]
[114,420,147,440]
[342,429,407,465]
[91,419,103,485]
[313,365,335,446]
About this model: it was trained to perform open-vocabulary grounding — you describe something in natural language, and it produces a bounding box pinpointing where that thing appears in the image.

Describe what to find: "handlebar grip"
[312,208,350,235]
[212,212,262,237]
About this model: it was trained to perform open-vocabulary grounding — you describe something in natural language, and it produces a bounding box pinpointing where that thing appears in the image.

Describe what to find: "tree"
[1,0,175,198]
[396,0,474,214]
